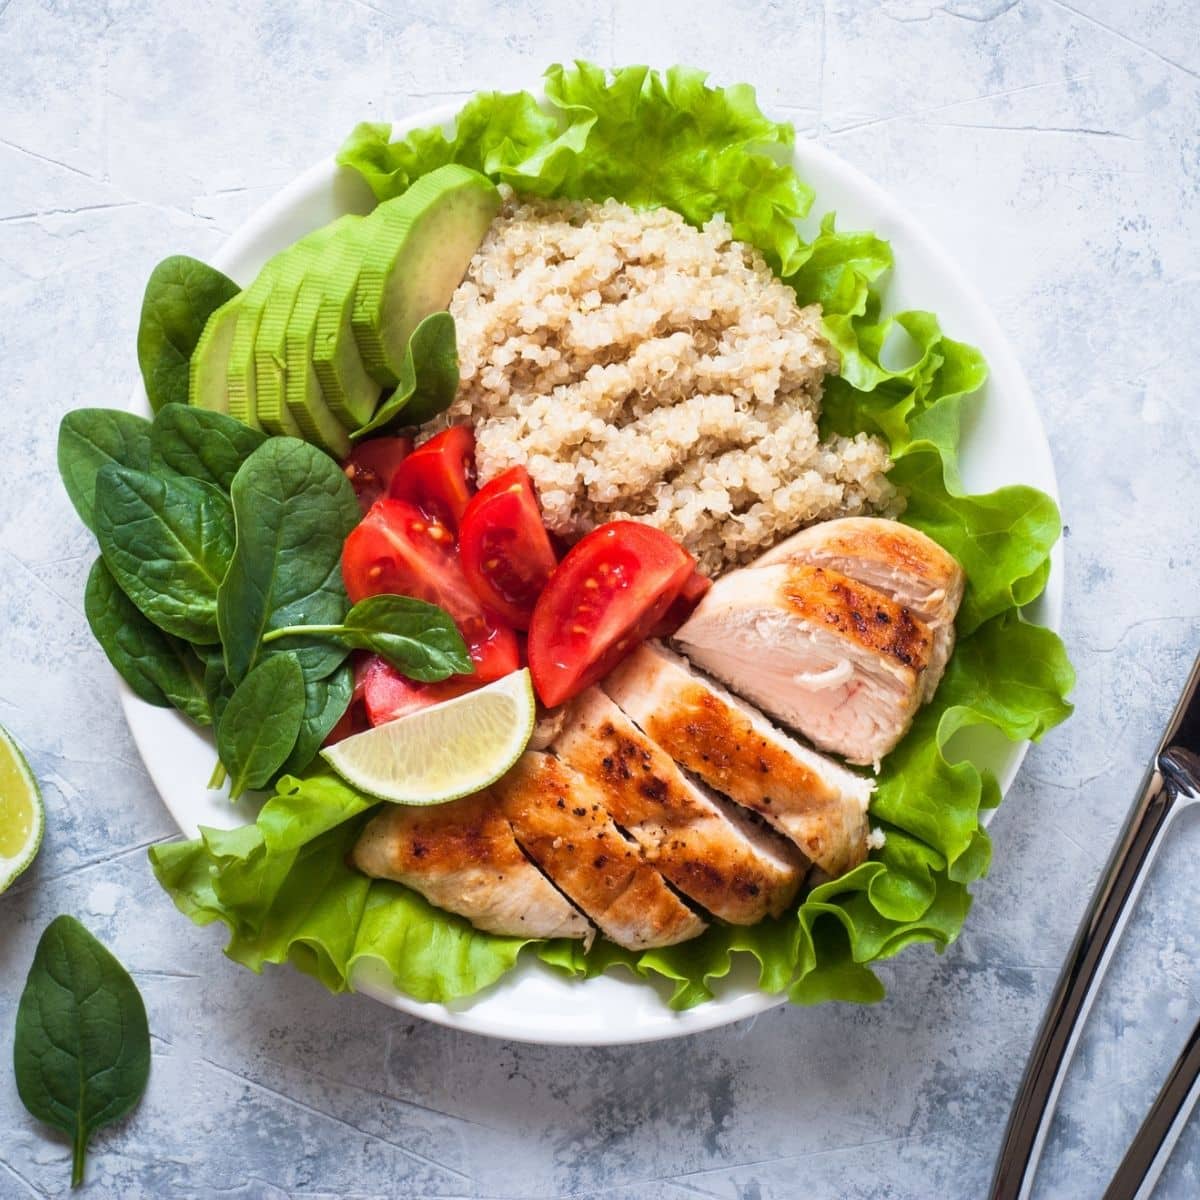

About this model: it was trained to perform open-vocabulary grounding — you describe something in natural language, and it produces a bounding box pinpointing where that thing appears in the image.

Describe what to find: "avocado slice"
[226,264,280,430]
[287,223,381,433]
[256,221,356,456]
[308,228,384,429]
[351,163,499,386]
[189,295,242,416]
[253,227,342,439]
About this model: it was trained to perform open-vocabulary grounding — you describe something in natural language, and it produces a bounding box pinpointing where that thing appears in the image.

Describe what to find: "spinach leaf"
[57,409,153,533]
[200,646,234,731]
[218,438,360,684]
[264,594,471,681]
[84,558,212,724]
[217,653,307,799]
[94,466,235,644]
[281,663,354,777]
[350,311,459,439]
[137,255,240,412]
[14,915,151,1188]
[150,403,267,491]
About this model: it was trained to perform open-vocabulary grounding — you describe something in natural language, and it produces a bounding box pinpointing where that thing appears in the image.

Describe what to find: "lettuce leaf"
[148,62,1073,1012]
[149,769,532,1001]
[338,62,814,275]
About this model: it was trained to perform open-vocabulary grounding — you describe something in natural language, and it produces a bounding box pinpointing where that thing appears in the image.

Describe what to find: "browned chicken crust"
[493,752,706,950]
[780,564,933,673]
[604,644,872,877]
[352,792,592,943]
[553,688,805,924]
[755,517,964,696]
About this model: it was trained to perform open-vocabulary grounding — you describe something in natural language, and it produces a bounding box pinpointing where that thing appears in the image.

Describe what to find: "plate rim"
[122,98,1063,1045]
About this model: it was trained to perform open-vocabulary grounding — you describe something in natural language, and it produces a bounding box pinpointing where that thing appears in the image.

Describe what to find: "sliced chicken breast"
[754,517,964,697]
[492,751,707,950]
[353,792,592,943]
[673,562,934,767]
[553,688,805,924]
[604,642,874,877]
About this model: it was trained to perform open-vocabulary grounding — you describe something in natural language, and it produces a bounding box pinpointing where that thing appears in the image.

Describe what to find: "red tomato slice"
[527,521,695,707]
[459,467,557,630]
[341,497,519,682]
[358,655,481,726]
[650,567,712,638]
[343,437,414,513]
[388,426,476,532]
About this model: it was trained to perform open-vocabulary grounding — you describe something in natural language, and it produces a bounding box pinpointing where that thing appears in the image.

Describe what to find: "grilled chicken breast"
[674,562,934,767]
[604,643,874,877]
[553,688,805,924]
[493,752,706,950]
[353,792,592,943]
[754,517,964,697]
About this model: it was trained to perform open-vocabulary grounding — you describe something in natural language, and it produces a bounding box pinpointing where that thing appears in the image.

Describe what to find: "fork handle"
[988,758,1189,1200]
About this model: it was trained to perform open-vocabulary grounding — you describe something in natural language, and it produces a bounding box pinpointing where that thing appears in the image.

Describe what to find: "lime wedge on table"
[321,670,535,804]
[0,724,44,892]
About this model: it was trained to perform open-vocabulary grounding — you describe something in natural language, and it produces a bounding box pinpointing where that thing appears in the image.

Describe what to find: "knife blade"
[989,650,1200,1200]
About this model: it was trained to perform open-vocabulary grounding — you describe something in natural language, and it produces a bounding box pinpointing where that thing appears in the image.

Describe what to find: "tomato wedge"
[459,467,557,630]
[343,436,413,514]
[357,655,481,726]
[528,521,695,707]
[388,425,475,532]
[342,497,518,682]
[650,567,712,638]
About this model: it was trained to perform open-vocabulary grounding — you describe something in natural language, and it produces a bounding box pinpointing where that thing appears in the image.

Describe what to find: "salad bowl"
[123,96,1063,1045]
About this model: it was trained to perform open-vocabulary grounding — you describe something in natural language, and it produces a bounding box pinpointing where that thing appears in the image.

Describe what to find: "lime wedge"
[0,724,44,892]
[321,670,535,805]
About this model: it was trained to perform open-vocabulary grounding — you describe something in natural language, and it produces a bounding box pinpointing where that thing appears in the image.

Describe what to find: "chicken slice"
[673,562,934,767]
[553,688,805,924]
[754,517,964,697]
[492,751,707,950]
[352,792,592,943]
[603,642,874,877]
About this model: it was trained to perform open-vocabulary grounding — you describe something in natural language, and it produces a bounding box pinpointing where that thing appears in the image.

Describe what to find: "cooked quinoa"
[440,192,897,575]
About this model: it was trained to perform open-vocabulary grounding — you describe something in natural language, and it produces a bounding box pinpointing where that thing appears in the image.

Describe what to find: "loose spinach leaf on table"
[150,403,267,491]
[281,662,355,777]
[137,255,240,412]
[218,438,360,684]
[217,653,307,799]
[350,311,459,439]
[14,915,151,1189]
[265,594,471,681]
[93,465,235,644]
[84,558,212,724]
[57,409,154,533]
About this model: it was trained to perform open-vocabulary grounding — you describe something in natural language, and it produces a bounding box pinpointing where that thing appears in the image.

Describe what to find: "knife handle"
[1101,1015,1200,1200]
[988,756,1194,1200]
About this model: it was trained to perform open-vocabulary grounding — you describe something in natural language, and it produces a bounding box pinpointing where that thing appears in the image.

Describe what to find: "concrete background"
[2,0,1199,1196]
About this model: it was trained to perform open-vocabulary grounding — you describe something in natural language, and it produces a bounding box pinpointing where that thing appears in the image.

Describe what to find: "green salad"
[108,62,1071,1010]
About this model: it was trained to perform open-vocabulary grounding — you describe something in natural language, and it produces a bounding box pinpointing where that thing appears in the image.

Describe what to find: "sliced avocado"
[226,264,281,430]
[351,163,499,385]
[307,228,383,428]
[189,295,242,415]
[253,227,342,439]
[255,221,354,453]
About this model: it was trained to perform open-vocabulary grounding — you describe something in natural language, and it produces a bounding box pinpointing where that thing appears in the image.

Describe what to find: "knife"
[1101,1014,1200,1200]
[989,650,1200,1200]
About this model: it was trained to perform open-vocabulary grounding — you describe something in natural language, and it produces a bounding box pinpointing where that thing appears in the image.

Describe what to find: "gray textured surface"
[1,1,1198,1196]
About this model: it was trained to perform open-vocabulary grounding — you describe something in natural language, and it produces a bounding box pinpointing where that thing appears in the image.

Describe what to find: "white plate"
[124,102,1063,1045]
